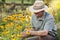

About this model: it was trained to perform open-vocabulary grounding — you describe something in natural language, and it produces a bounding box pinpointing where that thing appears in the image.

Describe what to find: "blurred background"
[0,0,60,40]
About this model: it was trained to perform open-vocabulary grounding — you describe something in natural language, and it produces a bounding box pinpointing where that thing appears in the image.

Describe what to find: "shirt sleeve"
[44,16,55,31]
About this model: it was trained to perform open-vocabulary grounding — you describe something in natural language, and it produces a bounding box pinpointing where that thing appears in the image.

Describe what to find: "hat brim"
[29,5,48,13]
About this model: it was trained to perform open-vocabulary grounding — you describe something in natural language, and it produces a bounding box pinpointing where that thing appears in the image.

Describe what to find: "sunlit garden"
[0,0,60,40]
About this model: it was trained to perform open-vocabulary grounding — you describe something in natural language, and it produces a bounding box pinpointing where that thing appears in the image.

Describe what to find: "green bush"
[56,9,60,23]
[57,29,60,40]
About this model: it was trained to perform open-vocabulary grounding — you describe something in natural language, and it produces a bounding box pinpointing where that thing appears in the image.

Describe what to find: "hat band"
[33,5,44,10]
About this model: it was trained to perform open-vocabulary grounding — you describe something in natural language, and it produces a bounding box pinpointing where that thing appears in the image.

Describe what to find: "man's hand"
[21,31,28,37]
[21,30,31,38]
[21,27,35,37]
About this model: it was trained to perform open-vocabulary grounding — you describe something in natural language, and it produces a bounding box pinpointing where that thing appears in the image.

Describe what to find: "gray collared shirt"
[30,12,57,34]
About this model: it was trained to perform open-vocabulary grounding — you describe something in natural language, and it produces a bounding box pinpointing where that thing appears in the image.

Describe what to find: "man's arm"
[29,30,48,36]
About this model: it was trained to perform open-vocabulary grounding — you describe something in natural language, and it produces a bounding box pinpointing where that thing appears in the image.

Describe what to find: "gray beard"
[38,18,43,21]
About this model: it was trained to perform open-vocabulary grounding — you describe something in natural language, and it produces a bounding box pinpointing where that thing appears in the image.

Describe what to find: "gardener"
[21,0,58,40]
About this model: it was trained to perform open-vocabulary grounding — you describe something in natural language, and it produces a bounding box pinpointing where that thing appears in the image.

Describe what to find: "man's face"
[34,10,44,18]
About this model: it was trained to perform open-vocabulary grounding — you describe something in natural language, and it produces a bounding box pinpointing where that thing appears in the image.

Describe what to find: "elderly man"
[21,0,58,40]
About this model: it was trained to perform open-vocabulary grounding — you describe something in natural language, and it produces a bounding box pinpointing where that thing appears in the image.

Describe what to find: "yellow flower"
[24,27,31,31]
[12,38,16,40]
[10,22,14,26]
[18,14,23,17]
[21,18,25,23]
[7,15,15,20]
[15,25,22,31]
[3,18,7,22]
[0,26,4,29]
[20,25,23,28]
[6,31,9,34]
[25,16,31,22]
[14,28,18,32]
[8,16,12,18]
[17,33,22,37]
[2,30,10,34]
[24,28,31,35]
[3,19,7,22]
[11,17,15,20]
[13,14,18,17]
[11,34,15,38]
[26,31,30,35]
[0,37,3,39]
[5,22,14,28]
[26,23,31,27]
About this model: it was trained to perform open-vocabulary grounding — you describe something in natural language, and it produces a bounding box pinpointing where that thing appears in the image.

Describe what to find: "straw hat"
[29,1,48,13]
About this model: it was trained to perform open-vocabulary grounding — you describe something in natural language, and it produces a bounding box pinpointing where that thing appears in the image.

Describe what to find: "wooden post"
[21,0,24,11]
[2,0,5,2]
[2,0,5,8]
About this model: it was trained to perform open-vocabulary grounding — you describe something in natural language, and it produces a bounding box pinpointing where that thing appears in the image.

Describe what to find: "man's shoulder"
[45,12,54,19]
